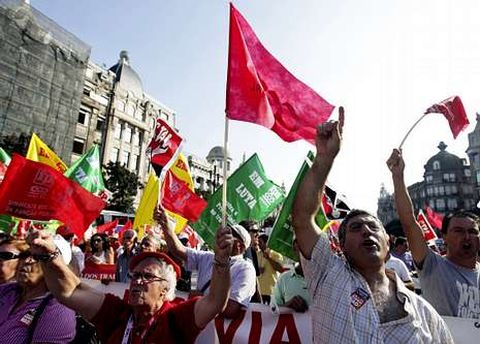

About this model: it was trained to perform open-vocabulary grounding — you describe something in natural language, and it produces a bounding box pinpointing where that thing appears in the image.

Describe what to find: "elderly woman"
[139,235,166,253]
[87,233,114,265]
[0,237,28,285]
[0,235,76,343]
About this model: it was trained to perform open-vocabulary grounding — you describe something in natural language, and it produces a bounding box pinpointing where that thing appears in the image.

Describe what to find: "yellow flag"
[26,133,67,173]
[135,154,197,237]
[134,173,159,239]
[165,153,194,234]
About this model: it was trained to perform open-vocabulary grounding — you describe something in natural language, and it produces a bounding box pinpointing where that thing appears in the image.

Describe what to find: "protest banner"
[82,278,475,343]
[81,262,116,280]
[192,154,285,247]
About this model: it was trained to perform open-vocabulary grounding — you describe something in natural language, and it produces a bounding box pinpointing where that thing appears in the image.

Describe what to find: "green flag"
[65,145,106,196]
[0,147,11,165]
[192,154,285,247]
[268,152,330,261]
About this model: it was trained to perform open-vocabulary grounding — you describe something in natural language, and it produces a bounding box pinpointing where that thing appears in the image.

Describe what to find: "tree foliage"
[103,161,142,213]
[0,132,30,156]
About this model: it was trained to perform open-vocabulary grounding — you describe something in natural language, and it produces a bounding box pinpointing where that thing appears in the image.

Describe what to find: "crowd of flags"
[0,3,472,256]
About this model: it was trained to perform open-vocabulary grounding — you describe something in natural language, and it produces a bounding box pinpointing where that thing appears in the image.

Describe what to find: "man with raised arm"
[388,148,480,319]
[292,108,453,343]
[156,208,256,319]
[26,225,233,344]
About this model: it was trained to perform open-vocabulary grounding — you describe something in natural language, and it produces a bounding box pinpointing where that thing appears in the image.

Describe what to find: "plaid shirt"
[301,233,454,343]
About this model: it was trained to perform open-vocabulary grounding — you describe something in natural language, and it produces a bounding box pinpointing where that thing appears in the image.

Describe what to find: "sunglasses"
[0,252,19,261]
[128,272,166,283]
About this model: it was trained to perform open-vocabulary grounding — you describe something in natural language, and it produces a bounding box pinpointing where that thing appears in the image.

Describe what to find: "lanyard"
[121,313,158,344]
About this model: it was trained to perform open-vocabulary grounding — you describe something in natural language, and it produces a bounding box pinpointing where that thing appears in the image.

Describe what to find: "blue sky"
[33,0,480,212]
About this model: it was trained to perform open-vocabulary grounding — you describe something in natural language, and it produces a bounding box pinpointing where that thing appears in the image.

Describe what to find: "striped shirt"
[0,283,76,344]
[301,234,454,343]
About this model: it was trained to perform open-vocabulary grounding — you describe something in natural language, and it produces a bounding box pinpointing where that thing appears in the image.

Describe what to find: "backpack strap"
[25,293,54,344]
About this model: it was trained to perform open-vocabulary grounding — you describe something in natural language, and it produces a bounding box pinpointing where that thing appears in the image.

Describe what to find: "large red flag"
[417,210,438,242]
[425,206,444,229]
[425,96,469,139]
[226,4,335,144]
[160,170,207,222]
[146,117,183,175]
[0,154,105,239]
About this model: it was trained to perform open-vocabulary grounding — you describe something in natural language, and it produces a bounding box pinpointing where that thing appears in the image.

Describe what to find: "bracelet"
[36,248,61,263]
[213,257,231,269]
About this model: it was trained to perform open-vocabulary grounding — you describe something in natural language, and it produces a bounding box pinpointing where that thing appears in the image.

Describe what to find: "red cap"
[129,252,181,280]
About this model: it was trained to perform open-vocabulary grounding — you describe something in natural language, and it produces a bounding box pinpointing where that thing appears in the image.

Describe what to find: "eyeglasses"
[128,272,166,283]
[0,252,19,261]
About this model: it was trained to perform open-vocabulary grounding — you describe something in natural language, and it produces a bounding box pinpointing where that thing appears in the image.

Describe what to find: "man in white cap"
[156,208,256,318]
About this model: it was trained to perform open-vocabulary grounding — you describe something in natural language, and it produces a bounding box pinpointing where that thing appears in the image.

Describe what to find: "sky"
[32,0,480,213]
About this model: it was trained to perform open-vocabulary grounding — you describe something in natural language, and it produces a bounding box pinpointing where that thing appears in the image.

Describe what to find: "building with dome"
[406,142,475,214]
[74,51,176,184]
[187,146,232,195]
[466,113,480,202]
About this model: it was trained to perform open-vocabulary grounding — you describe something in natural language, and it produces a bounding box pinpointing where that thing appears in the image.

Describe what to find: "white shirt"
[301,233,454,343]
[186,248,256,307]
[386,255,412,283]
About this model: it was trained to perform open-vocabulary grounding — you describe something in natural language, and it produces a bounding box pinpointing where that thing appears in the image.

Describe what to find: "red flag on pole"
[0,154,105,239]
[425,96,469,139]
[160,170,207,222]
[417,210,438,241]
[97,219,119,235]
[424,206,444,229]
[146,117,183,175]
[226,3,335,144]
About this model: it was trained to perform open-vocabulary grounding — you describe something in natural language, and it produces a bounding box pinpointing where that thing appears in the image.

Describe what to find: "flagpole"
[221,115,229,228]
[399,113,429,149]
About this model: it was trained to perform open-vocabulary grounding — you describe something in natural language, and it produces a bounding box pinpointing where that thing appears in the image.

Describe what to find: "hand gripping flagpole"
[399,113,429,149]
[221,116,230,228]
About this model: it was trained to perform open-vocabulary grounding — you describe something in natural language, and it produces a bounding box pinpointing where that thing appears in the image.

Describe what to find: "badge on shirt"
[20,309,36,326]
[351,287,370,310]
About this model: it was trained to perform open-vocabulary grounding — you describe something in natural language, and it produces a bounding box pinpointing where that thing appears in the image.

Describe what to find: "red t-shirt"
[91,294,202,344]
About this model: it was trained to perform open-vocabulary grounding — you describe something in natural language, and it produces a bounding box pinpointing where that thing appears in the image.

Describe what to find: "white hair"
[142,257,177,301]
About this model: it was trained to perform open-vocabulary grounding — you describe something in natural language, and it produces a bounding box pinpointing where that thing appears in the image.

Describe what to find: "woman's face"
[92,236,103,251]
[0,243,20,284]
[16,251,45,287]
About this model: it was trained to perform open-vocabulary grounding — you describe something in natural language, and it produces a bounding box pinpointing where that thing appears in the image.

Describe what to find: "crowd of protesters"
[0,111,478,342]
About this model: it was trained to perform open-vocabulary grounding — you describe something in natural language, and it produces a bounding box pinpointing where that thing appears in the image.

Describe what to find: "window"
[443,173,456,182]
[433,161,440,170]
[447,198,458,210]
[436,199,445,211]
[476,171,480,186]
[132,154,139,173]
[72,138,85,154]
[465,169,471,177]
[96,117,105,131]
[114,122,122,139]
[78,108,90,126]
[445,185,451,195]
[438,186,444,196]
[449,173,456,182]
[434,186,439,196]
[127,104,135,116]
[426,175,433,184]
[123,125,132,143]
[426,186,433,196]
[451,185,458,194]
[122,151,130,166]
[110,148,119,163]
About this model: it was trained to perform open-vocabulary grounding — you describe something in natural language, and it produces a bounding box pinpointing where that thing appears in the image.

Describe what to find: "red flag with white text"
[226,4,335,144]
[0,154,105,239]
[146,118,183,175]
[425,96,469,139]
[161,170,207,222]
[417,210,438,242]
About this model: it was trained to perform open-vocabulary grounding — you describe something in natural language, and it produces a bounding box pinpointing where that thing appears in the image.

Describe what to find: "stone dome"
[424,141,464,171]
[109,50,144,98]
[206,146,230,161]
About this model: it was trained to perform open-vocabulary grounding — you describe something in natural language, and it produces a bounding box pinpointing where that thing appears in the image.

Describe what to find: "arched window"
[433,161,440,170]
